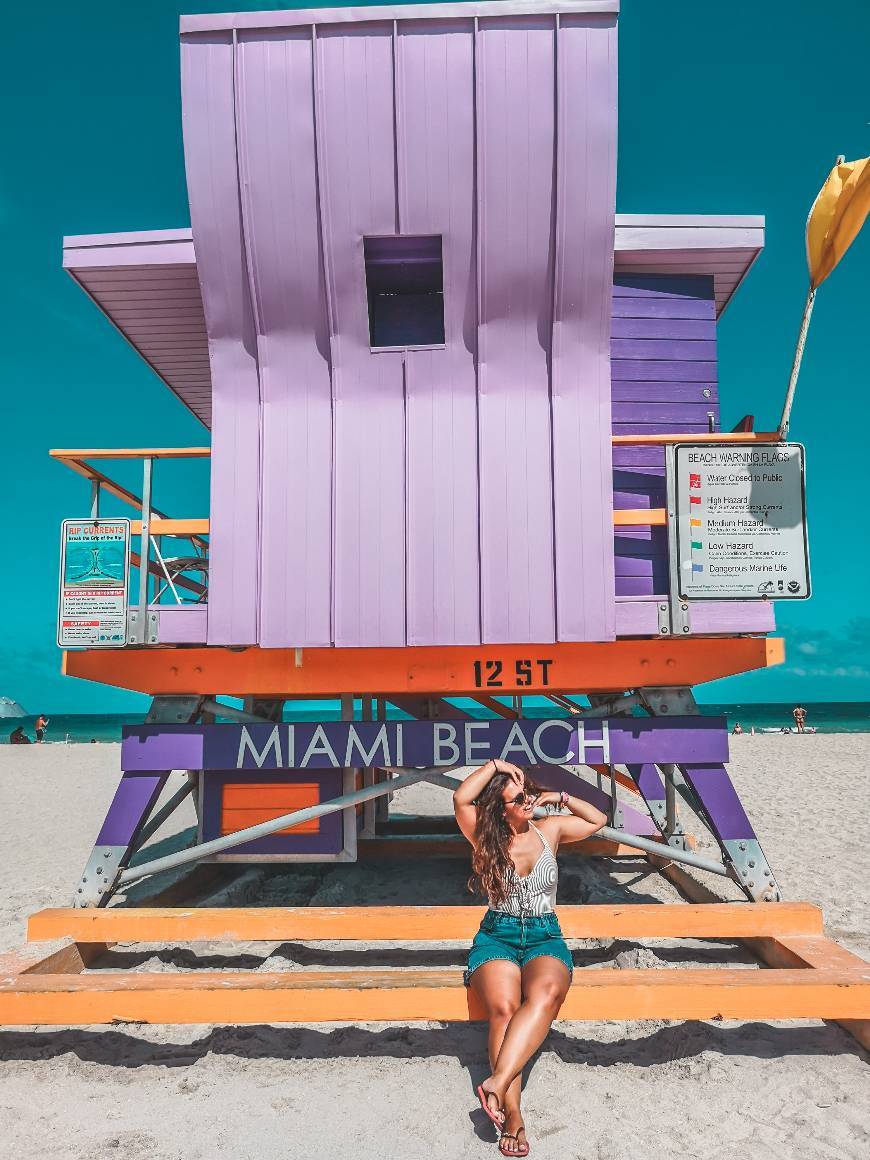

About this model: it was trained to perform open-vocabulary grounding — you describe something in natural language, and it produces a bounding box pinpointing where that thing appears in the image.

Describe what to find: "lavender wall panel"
[611,274,717,598]
[550,13,618,642]
[155,606,208,645]
[476,16,557,643]
[236,31,333,647]
[316,23,406,646]
[615,598,776,636]
[181,34,261,645]
[397,20,480,645]
[180,11,621,650]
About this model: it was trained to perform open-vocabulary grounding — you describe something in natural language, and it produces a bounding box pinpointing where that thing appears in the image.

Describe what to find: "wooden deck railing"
[51,430,781,542]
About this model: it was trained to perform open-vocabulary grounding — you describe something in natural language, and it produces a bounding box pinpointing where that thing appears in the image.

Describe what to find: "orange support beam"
[613,508,666,526]
[27,902,823,945]
[611,432,779,445]
[1,965,867,1027]
[131,518,210,536]
[62,636,784,698]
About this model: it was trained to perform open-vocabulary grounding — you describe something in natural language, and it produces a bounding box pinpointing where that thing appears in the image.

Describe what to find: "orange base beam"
[63,637,784,698]
[6,903,867,1029]
[26,902,823,945]
[1,965,867,1027]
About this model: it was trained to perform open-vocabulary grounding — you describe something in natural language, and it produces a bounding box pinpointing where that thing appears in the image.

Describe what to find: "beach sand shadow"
[0,1020,864,1072]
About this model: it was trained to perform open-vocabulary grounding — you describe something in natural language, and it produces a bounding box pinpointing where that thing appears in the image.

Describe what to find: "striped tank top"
[489,822,559,917]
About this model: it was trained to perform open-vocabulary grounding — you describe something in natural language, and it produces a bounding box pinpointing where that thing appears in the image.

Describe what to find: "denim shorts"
[464,909,574,986]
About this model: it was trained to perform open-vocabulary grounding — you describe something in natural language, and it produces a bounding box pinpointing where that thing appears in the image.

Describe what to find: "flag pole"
[777,154,848,441]
[777,285,816,440]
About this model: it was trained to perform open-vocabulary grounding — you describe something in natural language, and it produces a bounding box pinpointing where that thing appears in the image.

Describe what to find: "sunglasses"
[506,790,538,807]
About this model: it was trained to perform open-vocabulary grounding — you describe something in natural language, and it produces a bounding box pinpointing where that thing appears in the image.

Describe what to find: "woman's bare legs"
[479,956,571,1112]
[470,960,525,1144]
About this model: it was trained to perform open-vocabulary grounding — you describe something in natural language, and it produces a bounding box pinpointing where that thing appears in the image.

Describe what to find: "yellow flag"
[806,156,870,288]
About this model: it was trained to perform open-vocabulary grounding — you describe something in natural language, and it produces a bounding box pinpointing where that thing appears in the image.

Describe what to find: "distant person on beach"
[9,726,31,745]
[34,714,49,743]
[793,706,807,733]
[454,759,607,1155]
[732,722,743,735]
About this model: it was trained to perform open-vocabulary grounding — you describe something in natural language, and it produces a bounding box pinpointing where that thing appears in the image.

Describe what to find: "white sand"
[0,735,867,1160]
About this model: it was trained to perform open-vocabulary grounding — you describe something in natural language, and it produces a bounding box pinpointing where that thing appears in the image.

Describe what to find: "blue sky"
[1,0,868,713]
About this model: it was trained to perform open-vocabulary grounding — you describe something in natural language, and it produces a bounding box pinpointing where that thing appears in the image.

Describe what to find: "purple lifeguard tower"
[5,0,866,1043]
[56,2,781,906]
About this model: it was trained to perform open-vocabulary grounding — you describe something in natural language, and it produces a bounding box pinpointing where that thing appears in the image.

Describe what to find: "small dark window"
[364,235,445,349]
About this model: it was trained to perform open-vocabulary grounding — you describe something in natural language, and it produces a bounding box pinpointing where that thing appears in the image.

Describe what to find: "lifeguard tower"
[3,1,867,1039]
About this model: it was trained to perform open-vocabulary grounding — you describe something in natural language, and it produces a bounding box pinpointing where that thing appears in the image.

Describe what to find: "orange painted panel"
[63,637,785,698]
[220,783,320,836]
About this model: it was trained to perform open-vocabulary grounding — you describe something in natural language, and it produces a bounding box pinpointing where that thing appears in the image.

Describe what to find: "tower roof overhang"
[63,215,763,429]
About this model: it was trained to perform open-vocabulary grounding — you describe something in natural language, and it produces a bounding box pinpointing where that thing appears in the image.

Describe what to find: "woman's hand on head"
[493,760,524,786]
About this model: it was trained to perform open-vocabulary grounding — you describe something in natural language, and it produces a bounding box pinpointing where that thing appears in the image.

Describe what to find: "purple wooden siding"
[181,33,261,646]
[235,30,334,647]
[611,274,717,599]
[476,17,558,643]
[397,21,480,645]
[316,24,407,647]
[551,14,618,641]
[180,12,618,648]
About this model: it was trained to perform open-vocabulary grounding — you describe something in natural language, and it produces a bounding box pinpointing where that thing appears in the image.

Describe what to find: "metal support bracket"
[723,838,780,903]
[657,601,670,636]
[75,845,128,908]
[145,696,204,724]
[660,762,689,851]
[127,608,159,646]
[639,686,700,717]
[665,444,692,636]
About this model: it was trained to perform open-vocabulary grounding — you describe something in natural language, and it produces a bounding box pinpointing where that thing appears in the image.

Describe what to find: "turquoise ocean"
[4,700,869,743]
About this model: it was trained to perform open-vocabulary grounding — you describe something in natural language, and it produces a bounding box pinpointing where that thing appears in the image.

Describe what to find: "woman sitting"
[454,758,607,1155]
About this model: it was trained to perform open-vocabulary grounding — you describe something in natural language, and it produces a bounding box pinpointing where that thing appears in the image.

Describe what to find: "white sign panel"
[672,444,810,600]
[58,519,131,647]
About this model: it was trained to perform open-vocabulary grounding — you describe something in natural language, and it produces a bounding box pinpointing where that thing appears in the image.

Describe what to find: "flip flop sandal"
[476,1084,504,1133]
[499,1130,530,1157]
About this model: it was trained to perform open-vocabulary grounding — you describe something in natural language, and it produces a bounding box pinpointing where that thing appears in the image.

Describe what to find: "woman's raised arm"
[453,759,523,846]
[547,793,607,850]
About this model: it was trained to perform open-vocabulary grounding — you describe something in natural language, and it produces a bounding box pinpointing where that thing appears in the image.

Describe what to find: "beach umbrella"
[0,697,28,719]
[778,155,870,438]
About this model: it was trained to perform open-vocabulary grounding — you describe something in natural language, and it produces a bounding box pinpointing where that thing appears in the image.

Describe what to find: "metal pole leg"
[679,763,781,902]
[74,771,170,907]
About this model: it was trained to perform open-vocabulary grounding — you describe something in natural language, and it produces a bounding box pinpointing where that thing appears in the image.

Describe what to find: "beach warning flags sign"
[806,155,870,288]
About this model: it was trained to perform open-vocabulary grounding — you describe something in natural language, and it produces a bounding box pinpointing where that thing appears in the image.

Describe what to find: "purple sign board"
[121,718,728,772]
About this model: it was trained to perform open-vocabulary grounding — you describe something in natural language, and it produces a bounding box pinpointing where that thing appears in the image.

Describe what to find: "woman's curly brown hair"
[467,772,542,909]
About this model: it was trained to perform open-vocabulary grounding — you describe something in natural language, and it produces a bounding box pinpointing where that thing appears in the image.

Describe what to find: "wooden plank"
[61,636,785,698]
[131,518,210,535]
[27,902,823,945]
[613,432,778,446]
[1,966,867,1026]
[20,942,107,975]
[750,935,870,1051]
[613,509,666,526]
[50,448,210,460]
[658,863,870,1052]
